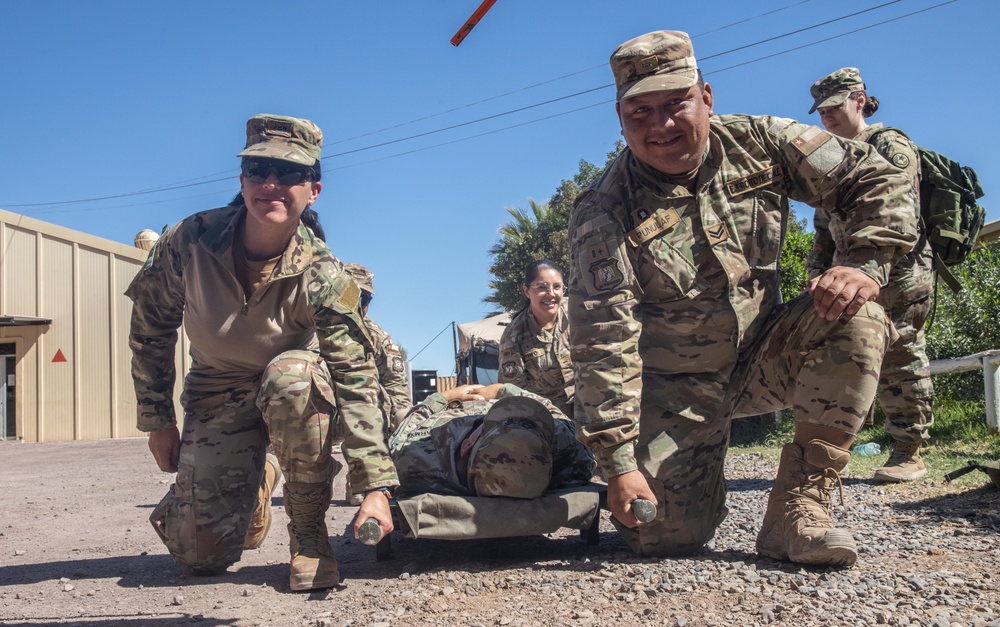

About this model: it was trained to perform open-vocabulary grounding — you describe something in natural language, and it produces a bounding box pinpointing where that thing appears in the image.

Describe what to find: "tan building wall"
[980,219,1000,244]
[0,209,188,442]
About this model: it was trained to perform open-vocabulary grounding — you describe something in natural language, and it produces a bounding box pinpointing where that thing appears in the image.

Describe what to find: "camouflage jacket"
[388,384,595,499]
[567,114,918,476]
[365,315,412,429]
[498,301,575,418]
[125,203,398,491]
[808,123,933,303]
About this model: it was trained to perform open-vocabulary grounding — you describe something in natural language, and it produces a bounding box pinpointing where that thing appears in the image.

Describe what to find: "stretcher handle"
[631,498,657,523]
[358,517,383,546]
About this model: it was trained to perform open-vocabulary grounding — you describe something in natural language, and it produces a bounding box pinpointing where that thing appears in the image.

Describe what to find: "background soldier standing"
[567,31,917,567]
[808,68,933,482]
[344,263,413,430]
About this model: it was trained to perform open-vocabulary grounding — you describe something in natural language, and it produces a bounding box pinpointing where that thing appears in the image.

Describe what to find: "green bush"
[927,240,1000,401]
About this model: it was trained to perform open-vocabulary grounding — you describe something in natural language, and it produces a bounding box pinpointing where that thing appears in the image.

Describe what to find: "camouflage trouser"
[875,251,935,443]
[149,350,337,574]
[619,294,892,556]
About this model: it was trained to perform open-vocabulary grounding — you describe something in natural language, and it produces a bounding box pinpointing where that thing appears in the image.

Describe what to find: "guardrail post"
[983,354,1000,434]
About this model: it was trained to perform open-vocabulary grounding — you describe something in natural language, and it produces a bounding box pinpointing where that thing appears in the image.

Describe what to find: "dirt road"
[2,438,998,627]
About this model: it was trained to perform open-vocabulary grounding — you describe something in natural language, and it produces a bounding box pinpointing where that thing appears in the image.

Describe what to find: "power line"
[3,0,963,211]
[409,321,455,362]
[330,0,818,147]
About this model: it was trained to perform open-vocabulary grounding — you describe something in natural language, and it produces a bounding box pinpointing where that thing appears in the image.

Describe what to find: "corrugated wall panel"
[78,247,112,440]
[5,228,38,316]
[40,236,75,441]
[114,256,145,438]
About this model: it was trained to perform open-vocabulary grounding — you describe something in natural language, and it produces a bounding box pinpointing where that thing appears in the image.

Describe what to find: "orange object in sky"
[450,0,498,47]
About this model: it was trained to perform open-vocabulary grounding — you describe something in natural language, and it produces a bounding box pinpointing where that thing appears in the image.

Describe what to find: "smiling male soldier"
[567,30,918,567]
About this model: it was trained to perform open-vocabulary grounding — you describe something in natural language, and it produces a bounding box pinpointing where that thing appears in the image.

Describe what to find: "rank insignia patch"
[705,222,730,245]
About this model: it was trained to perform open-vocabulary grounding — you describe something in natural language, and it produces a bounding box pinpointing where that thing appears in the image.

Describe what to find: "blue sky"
[2,0,996,375]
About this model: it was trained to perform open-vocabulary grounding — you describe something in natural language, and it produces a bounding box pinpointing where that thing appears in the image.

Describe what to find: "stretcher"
[371,483,606,560]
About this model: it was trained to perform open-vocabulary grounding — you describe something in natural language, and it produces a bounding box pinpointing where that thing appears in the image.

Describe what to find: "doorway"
[0,343,15,440]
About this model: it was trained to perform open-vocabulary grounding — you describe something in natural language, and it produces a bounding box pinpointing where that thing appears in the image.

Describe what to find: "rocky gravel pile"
[2,440,998,627]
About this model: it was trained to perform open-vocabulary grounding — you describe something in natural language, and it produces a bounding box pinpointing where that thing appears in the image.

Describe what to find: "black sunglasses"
[241,160,315,186]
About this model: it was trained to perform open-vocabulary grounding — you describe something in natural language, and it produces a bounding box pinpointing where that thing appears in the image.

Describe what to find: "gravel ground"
[1,437,998,627]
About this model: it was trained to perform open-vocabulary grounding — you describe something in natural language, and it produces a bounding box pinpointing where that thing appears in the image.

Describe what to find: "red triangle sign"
[52,349,67,363]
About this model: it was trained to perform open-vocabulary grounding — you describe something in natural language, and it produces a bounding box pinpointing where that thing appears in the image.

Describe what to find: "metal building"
[0,209,186,442]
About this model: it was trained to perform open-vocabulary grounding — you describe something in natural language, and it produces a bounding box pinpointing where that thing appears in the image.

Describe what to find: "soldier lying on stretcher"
[388,384,595,500]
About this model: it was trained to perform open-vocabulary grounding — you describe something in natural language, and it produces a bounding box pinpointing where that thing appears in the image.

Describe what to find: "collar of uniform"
[626,147,711,198]
[853,122,884,143]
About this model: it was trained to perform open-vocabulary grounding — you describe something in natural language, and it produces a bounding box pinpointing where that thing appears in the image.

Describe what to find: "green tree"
[779,207,814,301]
[485,142,623,312]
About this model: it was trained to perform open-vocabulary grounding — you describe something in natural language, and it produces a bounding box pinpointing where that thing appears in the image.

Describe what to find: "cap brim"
[482,395,555,442]
[808,91,850,114]
[617,69,698,101]
[237,142,318,166]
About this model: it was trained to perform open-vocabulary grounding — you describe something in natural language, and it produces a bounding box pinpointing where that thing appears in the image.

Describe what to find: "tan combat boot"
[873,440,927,483]
[244,454,282,550]
[756,440,857,567]
[283,480,340,591]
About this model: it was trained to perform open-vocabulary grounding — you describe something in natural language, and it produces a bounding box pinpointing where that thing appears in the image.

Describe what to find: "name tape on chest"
[726,165,782,197]
[626,208,681,247]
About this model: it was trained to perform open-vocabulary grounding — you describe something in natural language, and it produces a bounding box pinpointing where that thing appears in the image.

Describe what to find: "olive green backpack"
[868,128,987,293]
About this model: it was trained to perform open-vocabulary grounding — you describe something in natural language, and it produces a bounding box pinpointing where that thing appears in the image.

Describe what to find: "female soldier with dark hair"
[808,68,933,483]
[128,114,397,592]
[497,259,575,418]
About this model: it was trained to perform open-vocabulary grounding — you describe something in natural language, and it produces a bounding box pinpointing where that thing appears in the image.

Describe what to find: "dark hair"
[300,208,326,241]
[524,259,564,286]
[852,91,880,118]
[226,194,326,242]
[518,259,565,312]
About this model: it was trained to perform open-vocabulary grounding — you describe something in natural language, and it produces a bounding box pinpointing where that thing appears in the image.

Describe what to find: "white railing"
[930,349,1000,434]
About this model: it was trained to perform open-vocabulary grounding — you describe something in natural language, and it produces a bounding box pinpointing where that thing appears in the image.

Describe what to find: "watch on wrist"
[366,486,392,498]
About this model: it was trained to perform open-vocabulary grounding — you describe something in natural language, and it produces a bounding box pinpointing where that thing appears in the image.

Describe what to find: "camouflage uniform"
[568,107,917,555]
[809,125,933,445]
[127,202,397,573]
[389,384,594,499]
[498,301,575,418]
[366,316,412,430]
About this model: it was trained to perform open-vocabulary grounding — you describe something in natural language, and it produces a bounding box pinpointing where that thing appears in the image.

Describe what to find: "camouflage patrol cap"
[611,30,698,101]
[467,396,555,499]
[237,113,323,166]
[808,68,865,114]
[344,263,375,296]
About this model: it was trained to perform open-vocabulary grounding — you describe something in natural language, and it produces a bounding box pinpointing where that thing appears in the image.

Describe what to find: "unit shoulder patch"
[501,360,522,378]
[891,152,910,169]
[790,126,833,157]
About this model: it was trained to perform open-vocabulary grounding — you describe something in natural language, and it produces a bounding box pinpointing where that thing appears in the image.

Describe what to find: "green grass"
[729,398,1000,486]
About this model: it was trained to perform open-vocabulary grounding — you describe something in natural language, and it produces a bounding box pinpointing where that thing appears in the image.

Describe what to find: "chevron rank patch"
[705,222,730,245]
